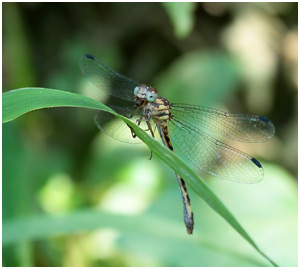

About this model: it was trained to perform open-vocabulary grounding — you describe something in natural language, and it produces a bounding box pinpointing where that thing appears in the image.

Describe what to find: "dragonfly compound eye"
[134,86,139,95]
[146,92,157,102]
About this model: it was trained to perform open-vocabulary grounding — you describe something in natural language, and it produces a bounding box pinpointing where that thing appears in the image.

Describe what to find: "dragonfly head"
[134,84,158,103]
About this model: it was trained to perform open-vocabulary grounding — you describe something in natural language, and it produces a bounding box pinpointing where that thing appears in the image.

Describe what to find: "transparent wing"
[171,104,275,143]
[168,117,264,183]
[95,105,156,144]
[79,54,139,102]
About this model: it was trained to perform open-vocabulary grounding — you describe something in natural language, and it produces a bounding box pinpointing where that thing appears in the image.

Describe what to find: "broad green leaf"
[2,88,278,266]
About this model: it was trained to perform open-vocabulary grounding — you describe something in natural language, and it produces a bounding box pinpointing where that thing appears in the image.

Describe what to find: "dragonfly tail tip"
[187,227,193,235]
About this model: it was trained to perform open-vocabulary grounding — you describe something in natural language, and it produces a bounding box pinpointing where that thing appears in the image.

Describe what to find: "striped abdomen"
[158,124,194,234]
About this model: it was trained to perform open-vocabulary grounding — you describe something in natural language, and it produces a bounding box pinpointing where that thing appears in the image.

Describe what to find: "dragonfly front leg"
[135,115,143,127]
[127,112,144,139]
[131,113,144,138]
[125,106,141,139]
[127,106,139,119]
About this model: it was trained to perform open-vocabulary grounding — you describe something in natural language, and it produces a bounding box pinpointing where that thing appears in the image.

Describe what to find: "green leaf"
[2,88,114,123]
[162,2,196,39]
[2,88,278,266]
[3,3,35,90]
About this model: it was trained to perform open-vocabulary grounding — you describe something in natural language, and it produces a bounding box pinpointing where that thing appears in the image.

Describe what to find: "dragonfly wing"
[171,104,275,143]
[168,117,264,183]
[95,105,156,144]
[79,54,139,102]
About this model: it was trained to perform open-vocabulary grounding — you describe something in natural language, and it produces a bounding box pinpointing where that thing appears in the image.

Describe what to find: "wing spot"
[85,54,95,60]
[258,116,270,123]
[251,157,262,168]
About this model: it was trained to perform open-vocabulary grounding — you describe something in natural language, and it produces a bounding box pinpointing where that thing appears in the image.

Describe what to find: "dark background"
[3,2,298,266]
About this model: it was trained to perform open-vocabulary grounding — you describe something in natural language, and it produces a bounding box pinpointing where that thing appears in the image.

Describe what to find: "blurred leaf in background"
[2,2,298,267]
[162,2,197,39]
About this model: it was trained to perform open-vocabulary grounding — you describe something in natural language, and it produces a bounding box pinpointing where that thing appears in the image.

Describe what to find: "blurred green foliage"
[2,2,298,267]
[162,3,197,39]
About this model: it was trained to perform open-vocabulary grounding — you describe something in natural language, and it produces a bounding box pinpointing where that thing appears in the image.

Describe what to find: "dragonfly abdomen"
[158,124,194,234]
[160,125,174,151]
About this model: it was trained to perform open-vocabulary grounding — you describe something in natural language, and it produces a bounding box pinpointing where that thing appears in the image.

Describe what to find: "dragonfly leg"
[127,124,136,138]
[135,113,144,127]
[146,120,155,160]
[127,106,139,119]
[128,113,144,139]
[146,121,155,137]
[123,106,141,139]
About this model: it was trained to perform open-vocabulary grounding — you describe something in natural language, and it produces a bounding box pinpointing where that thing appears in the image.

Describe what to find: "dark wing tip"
[251,157,262,168]
[85,54,95,60]
[258,115,276,139]
[258,115,270,123]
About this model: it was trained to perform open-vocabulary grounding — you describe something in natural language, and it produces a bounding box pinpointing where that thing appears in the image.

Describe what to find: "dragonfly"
[79,54,275,235]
